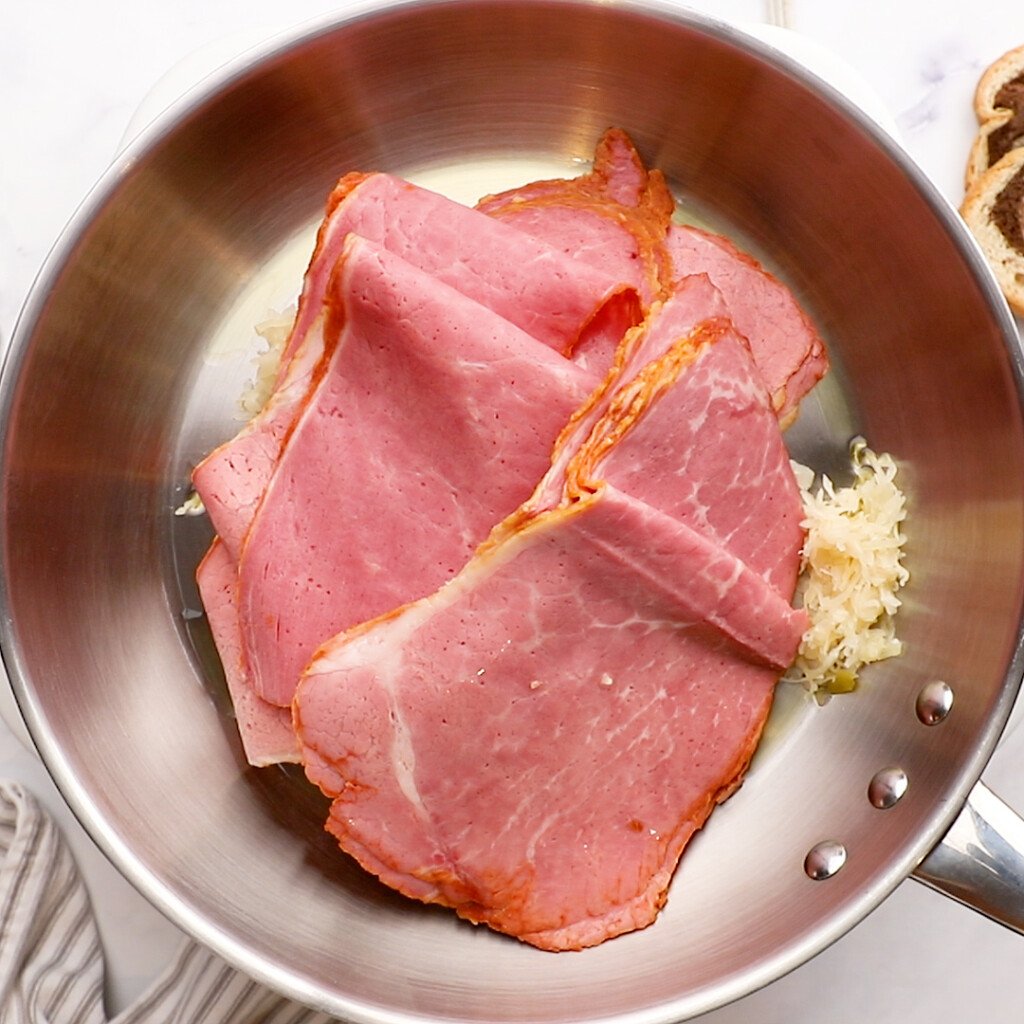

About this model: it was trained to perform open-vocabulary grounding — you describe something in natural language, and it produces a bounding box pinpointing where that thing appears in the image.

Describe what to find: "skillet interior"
[2,2,1023,1021]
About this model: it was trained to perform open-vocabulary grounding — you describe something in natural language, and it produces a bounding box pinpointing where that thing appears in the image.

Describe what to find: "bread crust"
[975,44,1024,121]
[965,111,1013,190]
[961,147,1024,316]
[966,44,1024,190]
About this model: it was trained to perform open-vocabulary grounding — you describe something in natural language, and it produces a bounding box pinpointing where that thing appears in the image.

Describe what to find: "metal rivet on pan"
[804,840,847,880]
[868,766,908,809]
[916,680,954,726]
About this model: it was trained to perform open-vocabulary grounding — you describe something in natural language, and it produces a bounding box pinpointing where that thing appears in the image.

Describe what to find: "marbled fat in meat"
[297,489,800,949]
[593,283,805,595]
[294,289,807,949]
[666,224,828,424]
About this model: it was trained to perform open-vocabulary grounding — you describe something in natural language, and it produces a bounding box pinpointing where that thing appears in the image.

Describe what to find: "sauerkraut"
[238,306,295,418]
[175,307,295,519]
[784,439,909,696]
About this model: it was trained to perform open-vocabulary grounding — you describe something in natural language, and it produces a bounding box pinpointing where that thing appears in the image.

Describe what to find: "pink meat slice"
[592,281,806,595]
[193,171,640,562]
[282,171,641,368]
[522,272,801,597]
[479,128,828,420]
[237,235,599,708]
[195,540,300,766]
[296,488,803,951]
[667,224,829,423]
[476,129,677,329]
[294,292,807,949]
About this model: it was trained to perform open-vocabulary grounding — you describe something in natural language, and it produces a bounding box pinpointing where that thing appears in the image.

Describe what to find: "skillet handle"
[912,780,1024,932]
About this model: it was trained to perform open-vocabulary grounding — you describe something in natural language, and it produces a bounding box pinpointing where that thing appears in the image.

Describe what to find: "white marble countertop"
[4,0,1024,1020]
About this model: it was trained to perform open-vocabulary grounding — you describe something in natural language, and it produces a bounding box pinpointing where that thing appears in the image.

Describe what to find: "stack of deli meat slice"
[294,275,809,951]
[194,168,641,563]
[479,130,826,422]
[236,238,604,709]
[191,129,829,946]
[194,158,647,764]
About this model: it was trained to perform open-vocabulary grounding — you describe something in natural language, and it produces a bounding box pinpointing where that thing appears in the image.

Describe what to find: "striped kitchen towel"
[0,780,340,1024]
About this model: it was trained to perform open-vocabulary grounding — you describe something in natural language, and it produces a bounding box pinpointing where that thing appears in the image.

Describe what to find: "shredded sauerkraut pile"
[238,306,296,418]
[784,439,909,696]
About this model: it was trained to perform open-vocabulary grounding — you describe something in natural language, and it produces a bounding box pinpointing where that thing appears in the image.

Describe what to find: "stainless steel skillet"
[2,1,1024,1021]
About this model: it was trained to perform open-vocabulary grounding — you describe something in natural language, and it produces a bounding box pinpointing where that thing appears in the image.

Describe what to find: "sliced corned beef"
[237,235,599,708]
[192,128,826,809]
[476,129,676,335]
[195,540,300,766]
[293,287,807,949]
[193,172,640,562]
[667,223,829,423]
[587,281,805,595]
[479,129,828,419]
[297,488,802,950]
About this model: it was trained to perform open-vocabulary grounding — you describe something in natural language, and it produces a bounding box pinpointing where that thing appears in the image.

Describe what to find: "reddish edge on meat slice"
[667,224,829,423]
[284,171,641,369]
[293,289,807,950]
[477,128,677,315]
[196,540,300,765]
[478,127,828,420]
[237,236,600,708]
[193,171,640,563]
[589,284,806,596]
